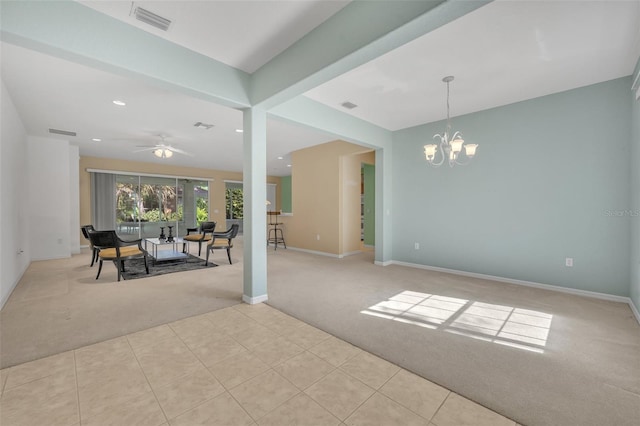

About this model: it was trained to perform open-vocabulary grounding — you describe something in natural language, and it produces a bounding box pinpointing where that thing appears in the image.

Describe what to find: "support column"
[375,147,393,266]
[242,107,268,304]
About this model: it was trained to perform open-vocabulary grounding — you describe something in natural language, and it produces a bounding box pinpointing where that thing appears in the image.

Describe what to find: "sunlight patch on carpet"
[361,290,552,353]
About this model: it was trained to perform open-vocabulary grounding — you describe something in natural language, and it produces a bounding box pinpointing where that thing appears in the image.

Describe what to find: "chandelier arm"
[453,155,474,166]
[429,134,446,166]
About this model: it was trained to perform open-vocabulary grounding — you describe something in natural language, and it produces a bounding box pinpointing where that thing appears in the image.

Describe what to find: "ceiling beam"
[251,0,493,110]
[269,97,392,149]
[0,0,251,109]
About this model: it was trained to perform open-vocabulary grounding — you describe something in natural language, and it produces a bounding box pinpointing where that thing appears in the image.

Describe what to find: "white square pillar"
[242,107,268,303]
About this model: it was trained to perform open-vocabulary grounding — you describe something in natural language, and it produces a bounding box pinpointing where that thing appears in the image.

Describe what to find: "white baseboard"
[1,261,30,311]
[629,299,640,325]
[242,294,268,305]
[389,260,639,324]
[285,246,341,258]
[375,260,393,266]
[30,254,70,261]
[339,250,362,258]
[286,247,362,259]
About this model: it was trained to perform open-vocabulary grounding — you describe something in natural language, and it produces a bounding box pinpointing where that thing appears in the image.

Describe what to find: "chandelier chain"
[446,79,451,131]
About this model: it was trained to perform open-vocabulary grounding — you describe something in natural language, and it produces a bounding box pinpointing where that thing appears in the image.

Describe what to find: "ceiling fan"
[133,135,192,158]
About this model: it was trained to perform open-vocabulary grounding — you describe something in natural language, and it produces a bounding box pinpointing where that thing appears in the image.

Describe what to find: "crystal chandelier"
[424,76,478,167]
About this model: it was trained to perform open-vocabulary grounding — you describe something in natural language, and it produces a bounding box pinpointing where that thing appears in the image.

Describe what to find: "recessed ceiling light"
[92,138,102,142]
[235,129,243,133]
[277,156,283,160]
[287,164,292,167]
[112,100,126,106]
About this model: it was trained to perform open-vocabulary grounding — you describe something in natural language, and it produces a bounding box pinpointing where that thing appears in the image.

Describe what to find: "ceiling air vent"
[133,6,171,31]
[341,101,358,110]
[49,128,77,137]
[194,122,214,130]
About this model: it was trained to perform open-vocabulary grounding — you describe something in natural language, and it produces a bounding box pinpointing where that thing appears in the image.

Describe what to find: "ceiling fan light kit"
[132,134,192,159]
[153,148,173,158]
[424,76,478,167]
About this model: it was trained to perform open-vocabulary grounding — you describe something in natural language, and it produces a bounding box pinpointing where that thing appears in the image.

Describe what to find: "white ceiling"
[305,0,640,130]
[2,0,639,175]
[79,0,351,74]
[1,41,335,176]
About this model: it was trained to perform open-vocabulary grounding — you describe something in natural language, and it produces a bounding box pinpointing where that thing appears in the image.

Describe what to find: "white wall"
[28,136,72,261]
[69,146,80,254]
[1,80,30,309]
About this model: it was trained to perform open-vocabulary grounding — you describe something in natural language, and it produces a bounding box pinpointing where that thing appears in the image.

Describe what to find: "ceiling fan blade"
[169,147,193,156]
[133,147,158,153]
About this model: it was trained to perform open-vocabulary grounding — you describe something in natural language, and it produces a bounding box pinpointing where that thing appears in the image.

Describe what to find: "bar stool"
[267,211,286,250]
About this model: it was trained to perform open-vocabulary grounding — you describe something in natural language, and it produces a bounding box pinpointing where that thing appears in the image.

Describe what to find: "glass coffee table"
[144,238,188,265]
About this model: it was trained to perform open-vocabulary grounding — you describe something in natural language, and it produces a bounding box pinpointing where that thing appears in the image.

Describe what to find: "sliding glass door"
[111,173,209,239]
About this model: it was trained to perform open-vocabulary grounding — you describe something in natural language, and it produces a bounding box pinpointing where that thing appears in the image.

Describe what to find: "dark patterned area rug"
[120,254,214,280]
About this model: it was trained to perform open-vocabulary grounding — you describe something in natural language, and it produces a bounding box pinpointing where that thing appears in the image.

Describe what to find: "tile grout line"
[375,367,445,423]
[125,335,171,425]
[430,391,454,425]
[161,316,236,421]
[205,306,339,423]
[223,368,271,423]
[292,349,339,392]
[303,358,376,423]
[0,367,8,397]
[177,311,262,423]
[72,350,82,425]
[246,368,303,423]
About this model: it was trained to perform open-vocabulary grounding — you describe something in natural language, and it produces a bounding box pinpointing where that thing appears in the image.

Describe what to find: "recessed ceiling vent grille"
[133,6,171,31]
[341,101,358,110]
[194,122,214,130]
[49,128,77,137]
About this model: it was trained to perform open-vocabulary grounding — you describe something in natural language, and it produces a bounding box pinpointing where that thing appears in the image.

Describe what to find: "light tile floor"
[0,303,519,426]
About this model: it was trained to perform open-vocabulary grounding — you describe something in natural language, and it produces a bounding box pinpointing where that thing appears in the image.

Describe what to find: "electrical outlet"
[414,242,420,250]
[316,234,320,241]
[565,257,573,267]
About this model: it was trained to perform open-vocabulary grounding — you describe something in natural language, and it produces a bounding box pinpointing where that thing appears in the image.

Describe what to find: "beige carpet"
[0,246,243,368]
[265,248,640,426]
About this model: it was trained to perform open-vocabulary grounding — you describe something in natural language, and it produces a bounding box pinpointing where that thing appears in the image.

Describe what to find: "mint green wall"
[363,164,375,246]
[631,68,640,312]
[392,78,631,296]
[281,175,292,213]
